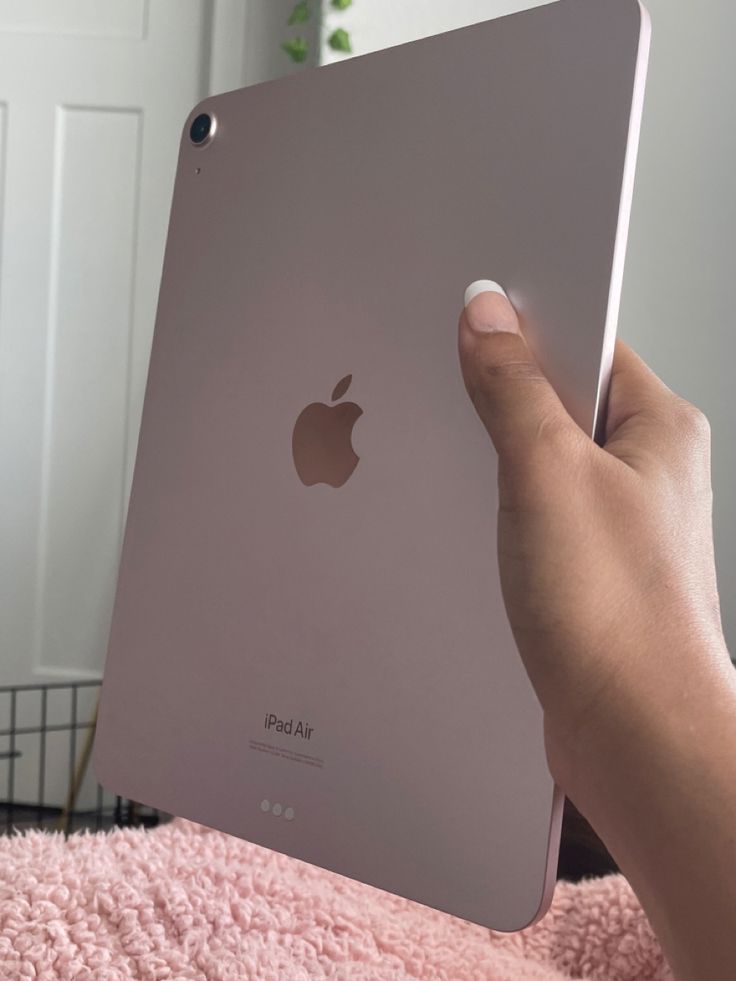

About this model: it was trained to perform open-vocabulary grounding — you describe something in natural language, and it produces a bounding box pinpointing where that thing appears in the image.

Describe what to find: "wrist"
[545,638,735,808]
[547,648,736,981]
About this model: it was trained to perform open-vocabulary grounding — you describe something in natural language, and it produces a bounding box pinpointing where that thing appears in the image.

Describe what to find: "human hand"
[458,281,731,792]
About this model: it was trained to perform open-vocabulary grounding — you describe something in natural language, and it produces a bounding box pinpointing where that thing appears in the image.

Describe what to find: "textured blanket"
[0,818,671,979]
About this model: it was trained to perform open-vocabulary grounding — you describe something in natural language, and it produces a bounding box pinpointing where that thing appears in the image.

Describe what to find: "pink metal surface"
[94,0,651,931]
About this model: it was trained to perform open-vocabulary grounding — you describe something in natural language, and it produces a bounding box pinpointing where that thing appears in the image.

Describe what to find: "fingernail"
[463,280,518,334]
[464,280,508,306]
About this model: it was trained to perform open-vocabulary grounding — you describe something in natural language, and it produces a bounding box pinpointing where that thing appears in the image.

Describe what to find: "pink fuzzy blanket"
[0,818,671,979]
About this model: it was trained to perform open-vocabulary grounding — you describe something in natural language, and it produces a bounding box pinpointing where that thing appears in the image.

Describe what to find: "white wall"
[321,0,736,653]
[243,0,321,85]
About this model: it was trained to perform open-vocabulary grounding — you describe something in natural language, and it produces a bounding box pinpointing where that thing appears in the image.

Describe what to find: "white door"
[0,0,258,690]
[0,0,264,812]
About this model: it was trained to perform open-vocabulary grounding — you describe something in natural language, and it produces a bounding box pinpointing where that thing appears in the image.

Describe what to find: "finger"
[603,339,712,476]
[603,339,676,438]
[458,281,580,463]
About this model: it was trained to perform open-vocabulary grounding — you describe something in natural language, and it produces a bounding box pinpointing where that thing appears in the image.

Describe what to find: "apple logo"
[292,374,363,488]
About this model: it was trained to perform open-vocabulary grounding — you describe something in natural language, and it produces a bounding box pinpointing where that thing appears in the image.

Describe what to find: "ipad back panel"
[94,0,650,931]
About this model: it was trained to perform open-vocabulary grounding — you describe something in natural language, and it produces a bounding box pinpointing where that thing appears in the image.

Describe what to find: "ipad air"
[94,0,651,930]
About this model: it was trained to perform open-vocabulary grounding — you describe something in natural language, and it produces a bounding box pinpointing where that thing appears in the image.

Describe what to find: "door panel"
[0,0,255,810]
[0,1,217,687]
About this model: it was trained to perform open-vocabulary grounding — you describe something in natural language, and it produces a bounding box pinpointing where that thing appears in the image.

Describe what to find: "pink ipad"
[94,0,651,931]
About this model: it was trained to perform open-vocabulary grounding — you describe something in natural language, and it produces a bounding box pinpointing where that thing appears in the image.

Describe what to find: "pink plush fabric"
[0,818,672,980]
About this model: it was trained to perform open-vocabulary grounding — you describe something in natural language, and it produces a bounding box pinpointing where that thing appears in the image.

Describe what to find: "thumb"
[458,280,578,463]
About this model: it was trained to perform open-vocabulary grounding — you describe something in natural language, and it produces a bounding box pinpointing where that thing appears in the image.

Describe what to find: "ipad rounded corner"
[488,782,565,933]
[489,873,557,934]
[633,0,652,44]
[519,868,558,931]
[522,782,566,931]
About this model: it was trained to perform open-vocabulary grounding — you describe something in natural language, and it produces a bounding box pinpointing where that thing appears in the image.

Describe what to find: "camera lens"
[190,113,213,146]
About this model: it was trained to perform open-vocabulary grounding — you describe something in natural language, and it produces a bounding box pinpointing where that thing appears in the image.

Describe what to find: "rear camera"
[190,112,214,146]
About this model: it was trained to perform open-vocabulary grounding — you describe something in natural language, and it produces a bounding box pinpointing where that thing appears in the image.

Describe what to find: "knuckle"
[533,410,569,446]
[481,357,546,384]
[674,397,711,442]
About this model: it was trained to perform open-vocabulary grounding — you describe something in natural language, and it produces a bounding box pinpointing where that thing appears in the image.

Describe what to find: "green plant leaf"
[328,27,352,53]
[281,37,309,63]
[288,1,311,25]
[331,0,352,9]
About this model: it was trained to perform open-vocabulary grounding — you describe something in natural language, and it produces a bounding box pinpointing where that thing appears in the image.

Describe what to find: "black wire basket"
[0,680,169,836]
